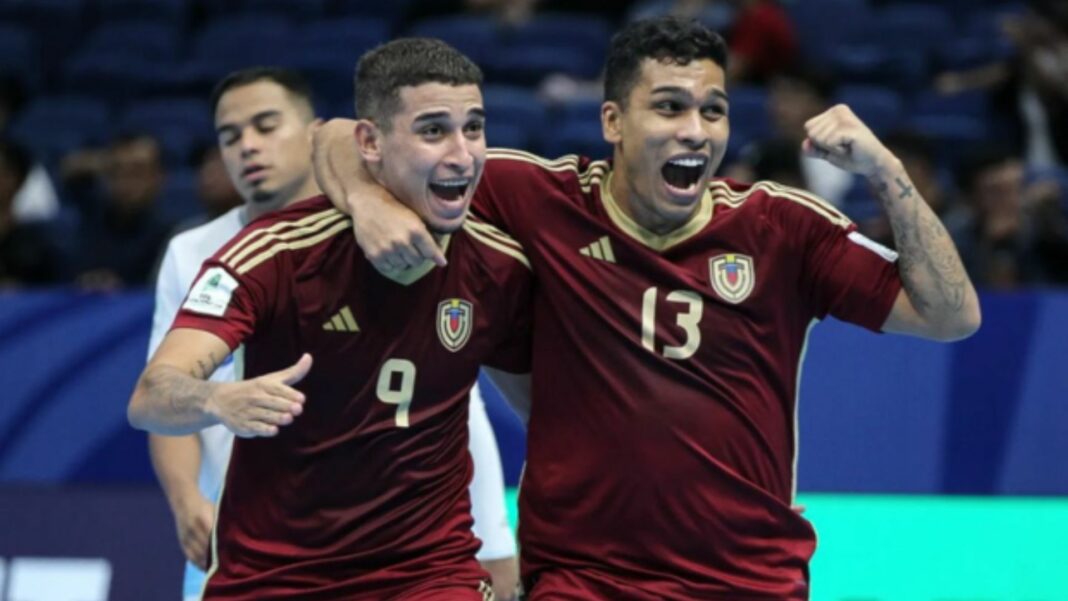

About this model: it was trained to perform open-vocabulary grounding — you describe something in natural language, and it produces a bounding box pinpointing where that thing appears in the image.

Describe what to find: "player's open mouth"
[428,178,470,201]
[661,155,708,194]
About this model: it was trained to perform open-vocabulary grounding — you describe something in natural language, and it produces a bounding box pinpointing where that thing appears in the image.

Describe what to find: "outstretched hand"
[802,104,892,177]
[206,353,313,438]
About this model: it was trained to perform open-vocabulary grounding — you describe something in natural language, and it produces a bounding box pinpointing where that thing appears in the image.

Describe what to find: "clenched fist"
[802,104,895,177]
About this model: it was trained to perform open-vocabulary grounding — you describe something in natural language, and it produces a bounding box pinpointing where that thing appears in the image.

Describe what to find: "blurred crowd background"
[1,0,1067,292]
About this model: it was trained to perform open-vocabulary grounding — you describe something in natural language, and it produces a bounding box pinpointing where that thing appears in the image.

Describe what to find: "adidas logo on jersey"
[579,236,616,263]
[323,306,359,332]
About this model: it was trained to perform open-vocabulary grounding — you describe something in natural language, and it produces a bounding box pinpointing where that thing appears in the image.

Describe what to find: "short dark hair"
[604,17,728,107]
[355,38,482,131]
[209,66,315,119]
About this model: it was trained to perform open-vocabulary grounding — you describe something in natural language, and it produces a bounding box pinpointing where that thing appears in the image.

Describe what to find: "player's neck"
[608,169,700,236]
[243,176,322,222]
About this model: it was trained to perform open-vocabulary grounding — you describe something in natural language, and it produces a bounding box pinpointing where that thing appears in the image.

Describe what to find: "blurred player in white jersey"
[146,66,517,601]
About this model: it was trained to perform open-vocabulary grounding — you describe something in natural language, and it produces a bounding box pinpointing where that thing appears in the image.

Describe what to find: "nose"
[676,109,707,151]
[239,126,263,158]
[443,131,475,174]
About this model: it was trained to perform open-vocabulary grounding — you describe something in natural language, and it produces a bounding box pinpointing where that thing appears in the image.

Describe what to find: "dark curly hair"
[604,16,728,108]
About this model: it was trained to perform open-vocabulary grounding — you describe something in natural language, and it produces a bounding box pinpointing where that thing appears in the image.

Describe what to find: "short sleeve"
[171,258,272,351]
[800,210,902,332]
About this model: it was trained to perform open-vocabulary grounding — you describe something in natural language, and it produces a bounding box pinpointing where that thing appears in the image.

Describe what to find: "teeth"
[667,157,706,168]
[433,179,469,188]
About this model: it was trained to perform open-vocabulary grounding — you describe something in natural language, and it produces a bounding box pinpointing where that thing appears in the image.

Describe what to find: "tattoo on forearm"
[877,173,968,316]
[895,177,914,199]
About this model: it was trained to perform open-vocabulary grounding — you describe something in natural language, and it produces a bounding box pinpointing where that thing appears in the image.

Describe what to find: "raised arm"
[803,104,981,341]
[312,118,445,271]
[128,328,311,436]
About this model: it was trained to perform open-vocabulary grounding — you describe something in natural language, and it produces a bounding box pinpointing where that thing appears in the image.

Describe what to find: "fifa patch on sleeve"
[847,231,899,262]
[182,267,239,317]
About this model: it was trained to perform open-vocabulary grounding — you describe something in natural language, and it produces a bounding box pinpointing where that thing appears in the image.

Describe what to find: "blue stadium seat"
[504,14,611,64]
[485,123,531,152]
[0,24,41,93]
[191,15,295,76]
[275,51,357,109]
[8,96,112,162]
[91,0,188,26]
[485,46,599,86]
[877,4,954,52]
[787,0,872,65]
[243,0,329,20]
[834,85,904,135]
[407,16,500,66]
[905,115,988,169]
[727,85,772,146]
[119,98,213,165]
[291,18,390,104]
[910,89,989,121]
[539,121,610,161]
[482,85,546,151]
[298,17,389,56]
[62,54,202,103]
[556,97,602,128]
[77,20,181,63]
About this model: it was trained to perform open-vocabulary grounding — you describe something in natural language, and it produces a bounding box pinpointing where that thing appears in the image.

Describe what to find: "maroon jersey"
[172,196,531,599]
[473,150,902,600]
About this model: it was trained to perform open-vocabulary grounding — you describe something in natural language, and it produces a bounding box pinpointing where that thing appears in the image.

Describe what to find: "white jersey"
[148,207,515,598]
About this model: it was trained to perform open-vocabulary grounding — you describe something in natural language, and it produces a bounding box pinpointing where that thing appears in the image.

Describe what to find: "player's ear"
[602,101,623,145]
[354,119,382,163]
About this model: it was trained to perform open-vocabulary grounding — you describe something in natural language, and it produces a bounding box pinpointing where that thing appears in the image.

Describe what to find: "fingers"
[413,233,448,267]
[276,353,313,387]
[234,422,279,438]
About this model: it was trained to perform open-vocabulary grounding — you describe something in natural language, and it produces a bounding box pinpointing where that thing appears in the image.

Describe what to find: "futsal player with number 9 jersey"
[129,39,531,599]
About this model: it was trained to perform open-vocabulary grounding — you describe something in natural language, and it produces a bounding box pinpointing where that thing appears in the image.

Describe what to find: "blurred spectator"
[196,145,242,217]
[767,67,853,206]
[405,0,541,27]
[856,130,961,248]
[68,134,174,290]
[0,76,60,223]
[0,140,63,287]
[628,0,737,32]
[935,0,1068,168]
[950,146,1068,288]
[726,0,797,83]
[628,1,796,83]
[722,137,804,188]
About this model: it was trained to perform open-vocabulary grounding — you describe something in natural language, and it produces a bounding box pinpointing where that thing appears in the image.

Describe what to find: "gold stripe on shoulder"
[220,208,342,264]
[463,221,531,270]
[233,219,351,275]
[224,211,347,270]
[751,181,852,227]
[488,148,580,171]
[759,180,850,221]
[464,218,523,251]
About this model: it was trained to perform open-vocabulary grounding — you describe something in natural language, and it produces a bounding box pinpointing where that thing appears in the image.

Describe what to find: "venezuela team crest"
[437,298,474,352]
[708,253,755,304]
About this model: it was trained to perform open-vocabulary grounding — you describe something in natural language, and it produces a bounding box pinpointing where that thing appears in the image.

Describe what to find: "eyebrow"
[215,109,282,134]
[413,108,486,122]
[650,86,729,103]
